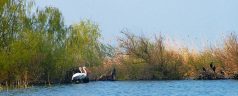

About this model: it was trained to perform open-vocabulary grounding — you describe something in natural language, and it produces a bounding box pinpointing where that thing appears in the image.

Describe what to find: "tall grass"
[106,32,238,80]
[117,31,185,80]
[214,33,238,78]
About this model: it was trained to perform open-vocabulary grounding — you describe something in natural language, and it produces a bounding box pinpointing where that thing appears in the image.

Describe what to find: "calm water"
[1,80,238,96]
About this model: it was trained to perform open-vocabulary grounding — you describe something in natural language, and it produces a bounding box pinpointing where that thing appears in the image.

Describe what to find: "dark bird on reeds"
[202,67,206,72]
[220,70,225,75]
[210,62,216,72]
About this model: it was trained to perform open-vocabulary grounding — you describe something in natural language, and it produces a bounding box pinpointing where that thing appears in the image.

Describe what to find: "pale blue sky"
[36,0,238,50]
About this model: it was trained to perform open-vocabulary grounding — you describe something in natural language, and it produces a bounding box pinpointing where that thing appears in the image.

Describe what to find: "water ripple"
[1,80,238,96]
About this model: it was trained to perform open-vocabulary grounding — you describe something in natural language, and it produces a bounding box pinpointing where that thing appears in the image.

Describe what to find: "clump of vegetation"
[0,0,111,88]
[118,31,185,80]
[116,32,238,80]
[214,33,238,78]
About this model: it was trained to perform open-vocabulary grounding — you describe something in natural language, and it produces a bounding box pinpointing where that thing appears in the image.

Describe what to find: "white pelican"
[72,67,87,80]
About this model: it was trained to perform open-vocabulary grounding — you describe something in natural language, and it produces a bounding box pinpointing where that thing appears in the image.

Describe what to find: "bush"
[119,31,185,80]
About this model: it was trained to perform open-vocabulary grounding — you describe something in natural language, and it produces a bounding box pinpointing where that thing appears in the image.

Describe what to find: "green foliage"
[0,0,8,11]
[0,0,107,86]
[66,20,102,67]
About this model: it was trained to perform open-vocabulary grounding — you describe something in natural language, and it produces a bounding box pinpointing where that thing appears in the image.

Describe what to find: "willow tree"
[0,0,67,85]
[0,0,35,86]
[66,20,103,67]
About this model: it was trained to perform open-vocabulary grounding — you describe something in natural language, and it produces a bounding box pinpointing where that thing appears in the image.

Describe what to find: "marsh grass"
[109,32,238,80]
[214,33,238,78]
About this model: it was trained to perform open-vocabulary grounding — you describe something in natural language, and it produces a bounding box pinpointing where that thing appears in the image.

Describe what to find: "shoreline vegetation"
[1,0,238,89]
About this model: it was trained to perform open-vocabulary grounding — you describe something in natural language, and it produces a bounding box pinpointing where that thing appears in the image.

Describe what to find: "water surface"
[1,80,238,96]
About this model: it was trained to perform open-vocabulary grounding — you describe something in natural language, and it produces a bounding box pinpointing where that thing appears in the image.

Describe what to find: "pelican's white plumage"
[72,67,87,80]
